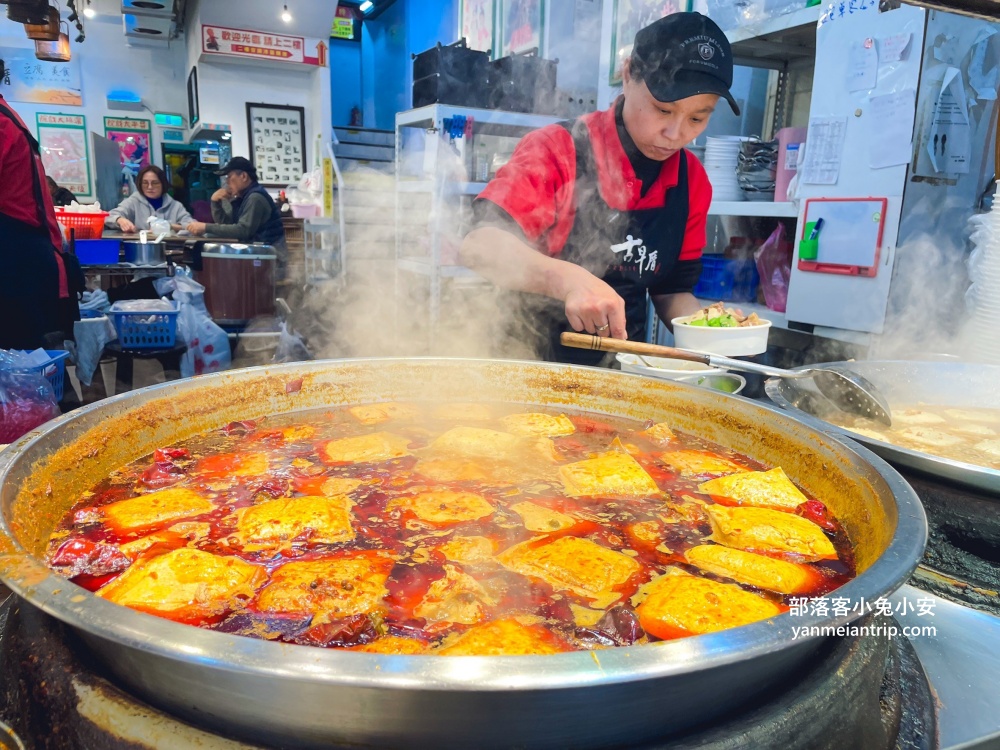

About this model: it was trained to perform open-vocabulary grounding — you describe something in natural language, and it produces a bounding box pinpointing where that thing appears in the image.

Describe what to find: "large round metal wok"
[0,359,926,749]
[765,360,1000,494]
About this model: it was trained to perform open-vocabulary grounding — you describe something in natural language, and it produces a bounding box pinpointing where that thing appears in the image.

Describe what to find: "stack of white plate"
[965,199,1000,363]
[704,136,748,202]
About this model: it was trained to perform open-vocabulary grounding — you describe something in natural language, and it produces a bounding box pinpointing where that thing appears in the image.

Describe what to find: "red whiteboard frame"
[798,196,888,278]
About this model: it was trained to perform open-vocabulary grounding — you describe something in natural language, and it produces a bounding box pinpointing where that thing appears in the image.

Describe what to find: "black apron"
[0,100,62,350]
[503,119,690,366]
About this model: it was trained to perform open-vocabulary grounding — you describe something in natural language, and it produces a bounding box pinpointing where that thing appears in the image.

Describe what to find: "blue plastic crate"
[7,350,69,402]
[694,256,760,303]
[109,302,179,350]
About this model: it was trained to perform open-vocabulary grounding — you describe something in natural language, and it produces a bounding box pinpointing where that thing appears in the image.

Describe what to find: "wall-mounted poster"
[187,67,200,127]
[104,117,152,178]
[246,103,306,187]
[609,0,688,86]
[0,46,82,106]
[36,113,91,197]
[460,0,496,54]
[500,0,544,56]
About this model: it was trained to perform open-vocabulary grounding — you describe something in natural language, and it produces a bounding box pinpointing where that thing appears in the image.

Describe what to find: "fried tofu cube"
[438,535,496,564]
[560,451,660,498]
[255,553,393,624]
[898,427,964,449]
[704,505,838,561]
[635,570,781,639]
[436,618,569,655]
[319,477,364,496]
[431,403,493,421]
[414,457,492,483]
[118,522,211,560]
[429,426,524,459]
[237,495,355,549]
[195,452,270,477]
[698,467,808,510]
[413,565,496,625]
[509,501,576,533]
[390,490,495,526]
[643,422,676,445]
[97,548,266,623]
[101,488,215,534]
[321,432,412,464]
[352,636,429,655]
[501,413,576,437]
[348,403,420,426]
[685,545,823,595]
[658,450,747,477]
[279,425,317,442]
[498,537,639,607]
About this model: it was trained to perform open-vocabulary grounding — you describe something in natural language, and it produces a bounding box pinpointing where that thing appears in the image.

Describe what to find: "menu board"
[104,117,152,178]
[246,102,306,187]
[36,113,91,197]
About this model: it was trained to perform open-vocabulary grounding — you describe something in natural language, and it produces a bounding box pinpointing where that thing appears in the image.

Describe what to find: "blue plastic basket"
[109,302,180,350]
[694,256,760,303]
[74,239,121,265]
[7,350,70,402]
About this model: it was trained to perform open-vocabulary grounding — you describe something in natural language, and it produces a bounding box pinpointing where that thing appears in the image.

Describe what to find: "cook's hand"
[211,188,230,202]
[116,217,136,233]
[186,221,207,236]
[562,267,627,339]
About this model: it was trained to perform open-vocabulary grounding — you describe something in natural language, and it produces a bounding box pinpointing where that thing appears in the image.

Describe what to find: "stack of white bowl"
[704,136,746,202]
[966,198,1000,363]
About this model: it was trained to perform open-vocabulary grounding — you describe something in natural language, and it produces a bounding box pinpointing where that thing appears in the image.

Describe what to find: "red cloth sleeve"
[475,125,577,256]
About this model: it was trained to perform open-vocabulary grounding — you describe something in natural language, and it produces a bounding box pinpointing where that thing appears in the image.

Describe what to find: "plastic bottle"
[475,143,490,183]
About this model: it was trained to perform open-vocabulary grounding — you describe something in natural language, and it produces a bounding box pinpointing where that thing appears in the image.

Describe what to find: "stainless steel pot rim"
[764,360,1000,491]
[0,358,928,692]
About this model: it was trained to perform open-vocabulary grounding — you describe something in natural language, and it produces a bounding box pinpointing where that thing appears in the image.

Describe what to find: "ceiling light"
[359,0,373,13]
[83,6,95,18]
[281,4,292,22]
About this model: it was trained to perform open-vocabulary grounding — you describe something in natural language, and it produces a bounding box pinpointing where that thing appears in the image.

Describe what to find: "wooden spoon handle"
[559,333,712,365]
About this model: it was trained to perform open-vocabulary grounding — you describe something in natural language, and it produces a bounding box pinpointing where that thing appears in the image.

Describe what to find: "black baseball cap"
[215,156,258,180]
[630,12,740,116]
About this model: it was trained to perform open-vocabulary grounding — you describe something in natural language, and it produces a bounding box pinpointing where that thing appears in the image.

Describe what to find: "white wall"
[184,0,334,175]
[0,11,188,201]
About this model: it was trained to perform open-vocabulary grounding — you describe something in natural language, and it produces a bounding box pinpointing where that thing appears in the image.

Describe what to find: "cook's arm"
[651,292,702,331]
[460,226,628,339]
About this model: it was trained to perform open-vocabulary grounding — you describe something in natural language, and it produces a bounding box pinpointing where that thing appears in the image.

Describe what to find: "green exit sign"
[155,112,184,128]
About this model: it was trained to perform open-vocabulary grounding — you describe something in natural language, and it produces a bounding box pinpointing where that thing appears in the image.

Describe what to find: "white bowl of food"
[616,353,726,381]
[671,302,772,356]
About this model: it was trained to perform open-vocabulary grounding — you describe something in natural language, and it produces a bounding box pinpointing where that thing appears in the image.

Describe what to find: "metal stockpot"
[0,359,927,749]
[122,240,166,265]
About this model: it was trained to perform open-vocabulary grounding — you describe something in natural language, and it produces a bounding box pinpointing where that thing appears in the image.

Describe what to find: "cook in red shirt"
[0,92,68,349]
[461,13,740,365]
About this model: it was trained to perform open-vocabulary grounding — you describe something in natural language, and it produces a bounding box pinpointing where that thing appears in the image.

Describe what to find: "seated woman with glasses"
[106,165,196,234]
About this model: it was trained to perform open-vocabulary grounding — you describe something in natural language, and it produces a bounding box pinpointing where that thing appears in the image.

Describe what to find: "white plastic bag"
[273,322,311,363]
[173,277,232,377]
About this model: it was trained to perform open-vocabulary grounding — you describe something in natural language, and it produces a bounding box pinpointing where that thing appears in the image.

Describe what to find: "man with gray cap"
[188,156,287,278]
[461,12,739,365]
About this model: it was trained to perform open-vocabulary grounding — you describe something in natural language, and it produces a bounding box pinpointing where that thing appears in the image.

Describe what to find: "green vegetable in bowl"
[681,301,763,328]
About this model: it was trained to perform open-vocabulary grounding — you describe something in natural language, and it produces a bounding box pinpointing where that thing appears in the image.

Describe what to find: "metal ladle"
[560,332,893,426]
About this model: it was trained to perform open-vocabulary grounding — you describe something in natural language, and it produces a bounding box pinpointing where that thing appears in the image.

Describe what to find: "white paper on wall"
[867,88,917,169]
[801,116,848,185]
[926,67,972,174]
